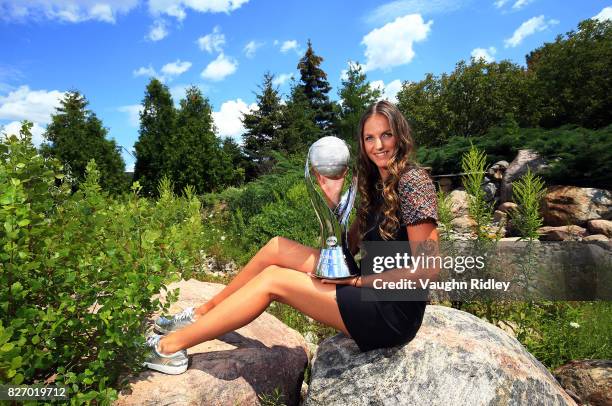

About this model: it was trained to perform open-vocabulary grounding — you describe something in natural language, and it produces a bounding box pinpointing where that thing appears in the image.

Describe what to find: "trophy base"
[313,247,355,279]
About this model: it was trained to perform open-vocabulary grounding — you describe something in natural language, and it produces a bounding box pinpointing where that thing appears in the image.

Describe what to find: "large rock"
[501,149,548,203]
[587,219,612,238]
[305,305,575,406]
[449,190,469,217]
[542,186,612,227]
[537,225,587,241]
[554,360,612,406]
[116,280,309,406]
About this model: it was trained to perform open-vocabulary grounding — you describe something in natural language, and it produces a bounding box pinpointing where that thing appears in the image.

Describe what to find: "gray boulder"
[305,305,575,406]
[501,149,548,203]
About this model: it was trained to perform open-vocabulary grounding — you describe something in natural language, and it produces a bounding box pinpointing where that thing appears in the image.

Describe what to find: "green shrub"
[0,124,208,403]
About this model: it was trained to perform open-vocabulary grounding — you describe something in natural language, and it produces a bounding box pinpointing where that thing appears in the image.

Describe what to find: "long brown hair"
[356,100,416,241]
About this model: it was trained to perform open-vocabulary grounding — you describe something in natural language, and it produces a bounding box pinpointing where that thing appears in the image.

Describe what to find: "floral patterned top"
[398,166,439,226]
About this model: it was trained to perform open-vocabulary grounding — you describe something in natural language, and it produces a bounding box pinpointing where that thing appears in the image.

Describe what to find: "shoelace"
[174,308,194,321]
[146,334,160,347]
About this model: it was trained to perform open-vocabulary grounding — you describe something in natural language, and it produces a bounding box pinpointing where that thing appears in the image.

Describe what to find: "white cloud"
[243,40,263,58]
[593,6,612,22]
[0,86,64,124]
[0,0,138,23]
[512,0,534,10]
[148,0,249,21]
[494,0,509,8]
[362,14,432,72]
[161,59,192,77]
[471,46,496,62]
[1,121,46,146]
[272,73,294,86]
[367,0,464,25]
[370,79,402,102]
[504,15,558,48]
[201,53,238,81]
[147,19,168,41]
[280,40,299,53]
[197,26,225,53]
[212,98,257,139]
[118,104,142,127]
[133,65,157,78]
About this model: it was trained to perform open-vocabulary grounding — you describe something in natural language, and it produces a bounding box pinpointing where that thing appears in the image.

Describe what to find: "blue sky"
[1,0,610,171]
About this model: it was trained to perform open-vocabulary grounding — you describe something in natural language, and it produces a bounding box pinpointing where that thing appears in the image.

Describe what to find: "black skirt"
[336,284,426,352]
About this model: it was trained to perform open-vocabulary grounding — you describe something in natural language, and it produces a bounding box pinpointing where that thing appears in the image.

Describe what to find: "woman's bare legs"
[193,237,320,317]
[158,266,348,354]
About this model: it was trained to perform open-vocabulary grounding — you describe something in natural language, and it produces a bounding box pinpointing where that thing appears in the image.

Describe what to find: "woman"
[144,100,439,374]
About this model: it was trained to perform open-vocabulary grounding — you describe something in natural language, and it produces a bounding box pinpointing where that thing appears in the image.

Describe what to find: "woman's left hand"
[308,274,362,287]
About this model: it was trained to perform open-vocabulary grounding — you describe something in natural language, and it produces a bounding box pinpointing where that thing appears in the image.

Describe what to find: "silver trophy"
[305,136,358,279]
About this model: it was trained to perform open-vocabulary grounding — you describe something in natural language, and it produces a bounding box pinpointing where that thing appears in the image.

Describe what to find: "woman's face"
[362,113,397,171]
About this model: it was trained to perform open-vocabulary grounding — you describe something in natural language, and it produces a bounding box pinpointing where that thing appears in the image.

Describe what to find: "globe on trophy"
[305,136,359,279]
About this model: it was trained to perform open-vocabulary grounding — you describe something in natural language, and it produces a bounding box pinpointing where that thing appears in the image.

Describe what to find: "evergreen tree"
[170,86,238,193]
[41,90,127,194]
[337,62,381,143]
[297,40,336,135]
[133,78,176,196]
[277,82,319,155]
[241,72,283,179]
[221,137,246,186]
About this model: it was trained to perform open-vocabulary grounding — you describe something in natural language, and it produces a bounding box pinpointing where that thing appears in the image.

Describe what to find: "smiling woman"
[142,100,439,372]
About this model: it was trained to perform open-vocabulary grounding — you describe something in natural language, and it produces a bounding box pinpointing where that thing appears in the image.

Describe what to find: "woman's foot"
[154,307,198,334]
[143,334,188,375]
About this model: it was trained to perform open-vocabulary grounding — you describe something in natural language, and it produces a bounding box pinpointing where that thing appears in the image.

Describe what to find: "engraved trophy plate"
[305,136,358,279]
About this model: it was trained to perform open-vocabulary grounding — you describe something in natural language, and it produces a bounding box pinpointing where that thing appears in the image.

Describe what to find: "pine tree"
[133,78,176,196]
[170,86,238,193]
[241,72,283,179]
[277,82,319,154]
[338,62,381,143]
[297,40,336,135]
[41,90,127,194]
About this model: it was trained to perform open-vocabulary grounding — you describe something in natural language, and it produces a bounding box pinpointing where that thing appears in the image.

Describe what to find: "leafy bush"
[0,124,207,403]
[417,123,612,189]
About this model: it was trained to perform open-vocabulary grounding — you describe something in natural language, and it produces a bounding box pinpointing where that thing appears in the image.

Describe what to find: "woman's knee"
[257,265,288,301]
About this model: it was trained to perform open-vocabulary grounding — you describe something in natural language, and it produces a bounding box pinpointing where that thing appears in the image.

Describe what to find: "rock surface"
[554,359,612,406]
[538,225,587,241]
[587,219,612,238]
[449,189,469,217]
[542,186,612,227]
[115,279,309,406]
[305,305,576,406]
[501,149,548,203]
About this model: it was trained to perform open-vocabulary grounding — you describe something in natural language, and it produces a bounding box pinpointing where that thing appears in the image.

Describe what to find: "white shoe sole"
[143,361,188,375]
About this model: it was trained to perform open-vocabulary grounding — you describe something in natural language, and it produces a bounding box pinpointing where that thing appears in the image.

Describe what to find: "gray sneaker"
[143,334,188,375]
[154,307,196,334]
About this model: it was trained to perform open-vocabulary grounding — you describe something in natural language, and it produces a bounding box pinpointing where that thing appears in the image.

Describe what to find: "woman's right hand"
[313,168,348,209]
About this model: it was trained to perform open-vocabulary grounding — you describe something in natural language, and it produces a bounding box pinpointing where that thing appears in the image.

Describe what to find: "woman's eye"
[365,136,373,141]
[383,132,392,138]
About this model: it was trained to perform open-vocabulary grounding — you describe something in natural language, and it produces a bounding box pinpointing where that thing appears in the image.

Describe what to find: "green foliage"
[258,386,287,406]
[461,144,493,240]
[436,189,454,240]
[509,168,546,240]
[40,91,128,195]
[527,18,612,128]
[242,73,284,179]
[0,129,208,403]
[418,123,612,189]
[297,40,336,135]
[169,86,239,194]
[397,59,539,146]
[337,62,381,144]
[276,84,320,156]
[462,301,612,370]
[133,78,176,196]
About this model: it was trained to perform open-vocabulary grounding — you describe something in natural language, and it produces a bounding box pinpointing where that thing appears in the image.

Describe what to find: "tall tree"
[221,137,246,186]
[527,18,612,128]
[241,72,283,179]
[41,90,127,194]
[133,78,175,196]
[337,62,381,143]
[169,86,239,193]
[297,40,336,135]
[277,82,320,155]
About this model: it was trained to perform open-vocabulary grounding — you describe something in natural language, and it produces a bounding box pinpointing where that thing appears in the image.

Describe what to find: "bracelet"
[352,276,360,287]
